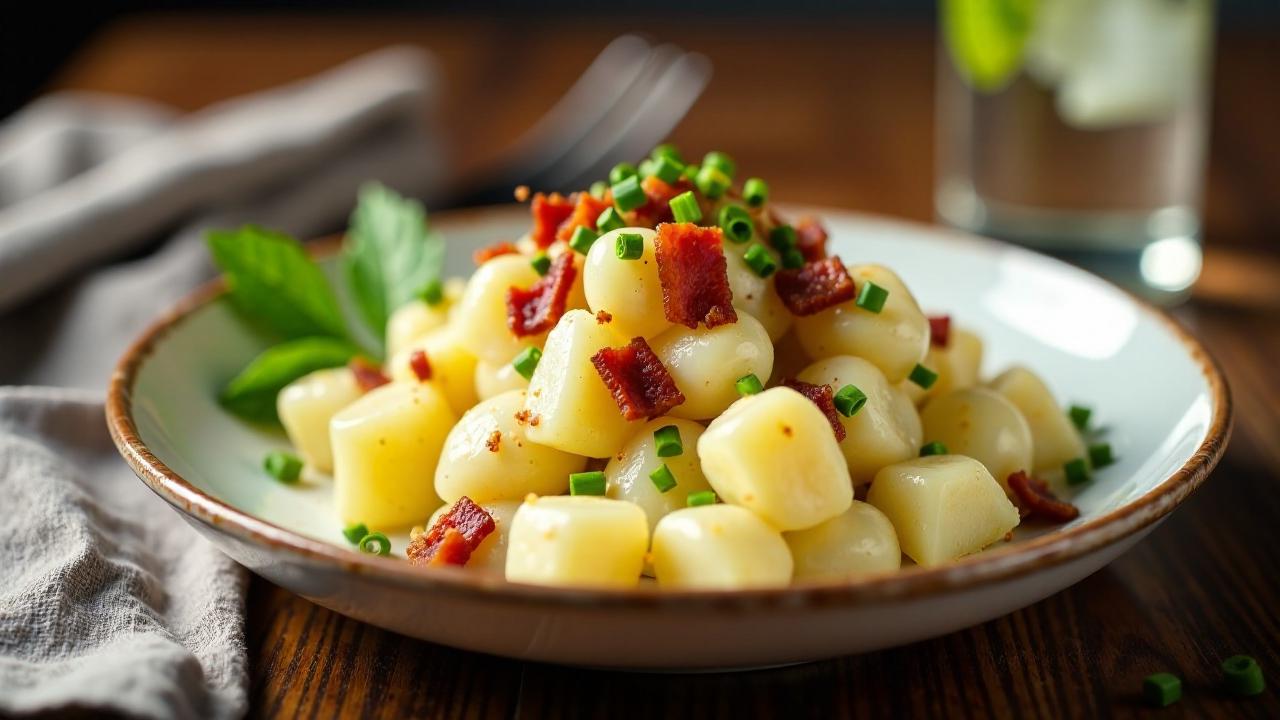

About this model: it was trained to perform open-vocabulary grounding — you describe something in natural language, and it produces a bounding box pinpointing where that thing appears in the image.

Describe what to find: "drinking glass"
[935,0,1216,304]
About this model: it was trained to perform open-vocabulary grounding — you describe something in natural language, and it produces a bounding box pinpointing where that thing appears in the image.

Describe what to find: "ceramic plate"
[107,205,1230,669]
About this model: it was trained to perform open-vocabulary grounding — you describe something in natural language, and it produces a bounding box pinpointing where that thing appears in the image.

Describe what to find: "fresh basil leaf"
[343,183,445,345]
[219,337,358,423]
[207,225,348,340]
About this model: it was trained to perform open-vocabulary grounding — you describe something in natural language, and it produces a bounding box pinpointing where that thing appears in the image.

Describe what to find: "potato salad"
[258,146,1114,590]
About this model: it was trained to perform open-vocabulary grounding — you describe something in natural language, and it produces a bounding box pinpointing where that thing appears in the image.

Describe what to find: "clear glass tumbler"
[935,0,1216,304]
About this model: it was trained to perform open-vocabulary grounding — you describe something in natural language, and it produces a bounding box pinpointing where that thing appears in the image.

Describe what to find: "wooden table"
[57,14,1279,718]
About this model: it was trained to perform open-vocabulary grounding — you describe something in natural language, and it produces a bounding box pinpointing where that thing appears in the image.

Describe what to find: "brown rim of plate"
[105,206,1232,611]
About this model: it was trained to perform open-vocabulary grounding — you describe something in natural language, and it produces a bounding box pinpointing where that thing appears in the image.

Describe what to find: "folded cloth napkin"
[0,46,444,718]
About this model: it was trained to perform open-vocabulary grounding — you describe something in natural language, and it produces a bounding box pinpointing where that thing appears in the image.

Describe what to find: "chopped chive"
[531,252,551,276]
[569,470,607,496]
[342,522,369,545]
[652,156,685,184]
[637,158,657,179]
[920,441,948,457]
[743,178,769,207]
[769,225,797,252]
[420,278,445,306]
[694,165,731,199]
[615,232,644,260]
[669,191,702,224]
[701,151,735,179]
[569,226,598,255]
[908,364,938,390]
[654,425,684,457]
[1063,457,1091,486]
[833,384,868,417]
[1068,404,1092,431]
[781,248,806,269]
[743,243,778,278]
[609,162,638,185]
[611,175,646,212]
[1222,655,1265,696]
[649,464,678,493]
[651,143,682,163]
[589,180,608,199]
[855,281,890,313]
[686,490,717,507]
[1088,443,1115,469]
[717,205,754,244]
[682,163,700,181]
[1143,673,1182,707]
[736,373,764,396]
[512,346,542,380]
[263,451,303,484]
[596,206,625,234]
[358,531,391,556]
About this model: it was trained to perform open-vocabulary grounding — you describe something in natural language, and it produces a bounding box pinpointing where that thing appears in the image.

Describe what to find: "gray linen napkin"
[0,47,444,718]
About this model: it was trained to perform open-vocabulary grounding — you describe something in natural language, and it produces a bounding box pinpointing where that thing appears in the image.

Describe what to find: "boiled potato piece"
[605,418,713,534]
[794,264,929,383]
[504,495,648,588]
[796,355,922,484]
[785,501,902,580]
[989,366,1086,474]
[902,327,985,406]
[723,242,792,341]
[330,382,455,528]
[474,358,529,401]
[651,311,774,420]
[453,254,544,365]
[867,455,1019,566]
[426,499,519,573]
[524,309,633,458]
[277,367,361,473]
[921,388,1033,491]
[584,227,670,339]
[435,390,586,504]
[698,387,853,531]
[388,326,479,416]
[387,278,466,356]
[651,505,793,589]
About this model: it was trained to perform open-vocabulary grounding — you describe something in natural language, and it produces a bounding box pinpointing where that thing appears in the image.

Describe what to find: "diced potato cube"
[698,387,853,531]
[605,417,713,534]
[388,326,479,416]
[524,309,634,458]
[583,227,671,339]
[435,390,586,504]
[277,367,361,473]
[920,387,1033,491]
[650,311,774,420]
[426,499,519,573]
[504,496,648,588]
[989,366,1086,476]
[386,300,448,358]
[474,358,528,401]
[651,505,793,589]
[330,382,455,528]
[902,327,985,406]
[867,455,1020,567]
[785,500,901,580]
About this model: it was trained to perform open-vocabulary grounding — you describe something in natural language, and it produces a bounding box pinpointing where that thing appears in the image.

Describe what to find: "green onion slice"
[569,470,607,496]
[701,151,735,179]
[736,373,764,396]
[609,162,638,185]
[742,178,769,207]
[263,451,303,484]
[611,175,647,212]
[1063,457,1091,486]
[686,490,717,507]
[530,252,551,276]
[615,232,644,260]
[652,156,685,184]
[420,278,445,306]
[1142,673,1182,708]
[694,165,731,199]
[769,225,797,252]
[358,532,391,556]
[920,441,948,457]
[569,226,598,255]
[654,424,684,457]
[908,364,938,389]
[742,243,777,278]
[342,522,369,546]
[855,281,889,313]
[833,384,868,417]
[717,205,754,244]
[596,206,625,234]
[512,346,542,380]
[649,464,678,493]
[1068,404,1092,431]
[669,191,702,224]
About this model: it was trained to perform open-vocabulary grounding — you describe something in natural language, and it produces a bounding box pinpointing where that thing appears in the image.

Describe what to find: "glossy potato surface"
[277,367,361,473]
[583,227,670,339]
[920,387,1033,490]
[504,496,649,588]
[651,312,774,420]
[785,501,902,580]
[651,505,793,589]
[604,417,713,534]
[990,366,1086,475]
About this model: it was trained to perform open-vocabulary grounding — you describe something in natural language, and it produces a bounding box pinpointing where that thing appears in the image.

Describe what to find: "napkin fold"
[0,46,445,718]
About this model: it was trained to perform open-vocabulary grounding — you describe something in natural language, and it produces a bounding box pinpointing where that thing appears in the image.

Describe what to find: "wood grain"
[57,14,1280,718]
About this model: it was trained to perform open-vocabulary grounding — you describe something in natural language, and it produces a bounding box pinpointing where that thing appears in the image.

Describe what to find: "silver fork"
[442,35,712,207]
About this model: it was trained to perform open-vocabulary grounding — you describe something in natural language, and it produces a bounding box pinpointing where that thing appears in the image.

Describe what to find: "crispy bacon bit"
[556,192,613,242]
[654,223,737,329]
[506,252,577,336]
[1007,471,1080,523]
[629,176,689,227]
[514,408,532,425]
[349,357,390,392]
[591,337,686,421]
[408,349,432,381]
[929,315,951,348]
[596,310,613,324]
[782,379,846,441]
[794,218,829,262]
[406,496,496,567]
[774,257,857,316]
[530,192,575,248]
[514,185,530,202]
[485,430,502,453]
[473,241,519,265]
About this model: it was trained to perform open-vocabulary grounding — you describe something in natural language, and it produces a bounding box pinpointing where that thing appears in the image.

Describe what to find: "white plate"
[107,205,1230,669]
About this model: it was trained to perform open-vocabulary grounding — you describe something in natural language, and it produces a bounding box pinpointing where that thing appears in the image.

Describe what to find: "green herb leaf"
[207,225,347,340]
[343,183,445,346]
[219,337,359,423]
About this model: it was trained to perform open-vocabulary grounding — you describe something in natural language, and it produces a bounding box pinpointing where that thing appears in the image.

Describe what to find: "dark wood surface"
[56,14,1279,718]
